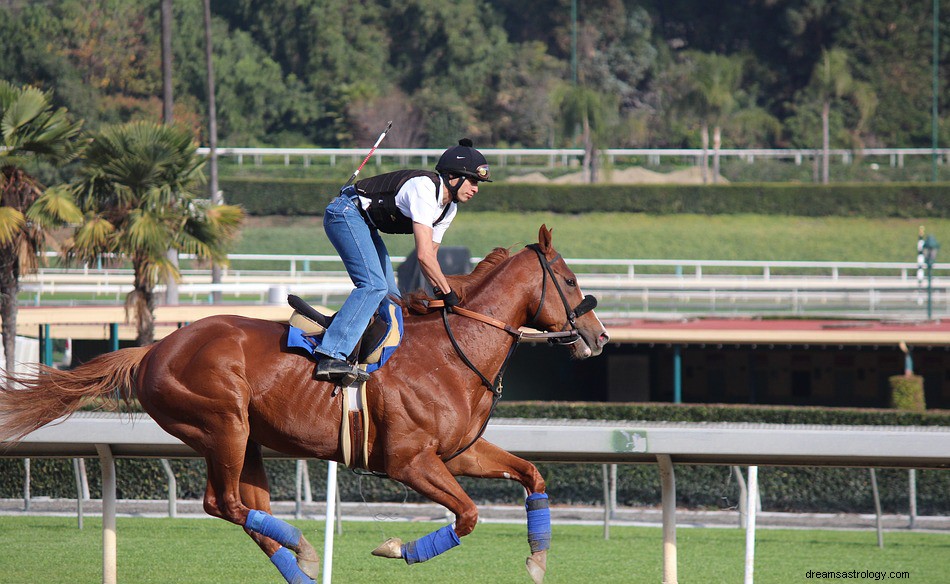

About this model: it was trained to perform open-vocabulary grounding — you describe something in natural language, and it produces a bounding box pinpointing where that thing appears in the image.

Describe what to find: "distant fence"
[196,146,950,170]
[25,254,950,318]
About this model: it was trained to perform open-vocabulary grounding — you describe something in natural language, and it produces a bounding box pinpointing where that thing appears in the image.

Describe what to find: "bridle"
[430,244,597,394]
[428,244,598,462]
[525,243,598,343]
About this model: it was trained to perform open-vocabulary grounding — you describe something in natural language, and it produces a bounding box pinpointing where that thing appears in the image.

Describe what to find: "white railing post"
[96,444,117,584]
[657,454,677,584]
[744,466,758,584]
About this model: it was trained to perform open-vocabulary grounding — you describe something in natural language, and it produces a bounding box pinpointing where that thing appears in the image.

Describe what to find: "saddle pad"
[286,300,403,373]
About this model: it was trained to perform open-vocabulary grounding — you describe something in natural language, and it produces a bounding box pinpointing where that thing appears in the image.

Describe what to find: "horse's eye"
[565,278,576,287]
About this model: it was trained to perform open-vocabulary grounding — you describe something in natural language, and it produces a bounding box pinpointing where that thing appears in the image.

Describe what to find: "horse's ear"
[538,224,553,252]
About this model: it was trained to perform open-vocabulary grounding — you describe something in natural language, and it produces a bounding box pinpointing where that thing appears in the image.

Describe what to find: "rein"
[428,244,597,463]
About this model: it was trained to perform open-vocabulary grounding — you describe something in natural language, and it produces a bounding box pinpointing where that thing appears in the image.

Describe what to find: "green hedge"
[221,178,950,217]
[2,403,947,513]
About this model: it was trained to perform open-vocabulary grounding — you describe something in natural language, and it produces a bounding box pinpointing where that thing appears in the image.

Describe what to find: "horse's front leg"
[371,450,478,565]
[445,438,550,584]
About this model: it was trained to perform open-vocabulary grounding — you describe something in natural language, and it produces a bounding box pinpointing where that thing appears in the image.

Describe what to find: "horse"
[0,225,609,583]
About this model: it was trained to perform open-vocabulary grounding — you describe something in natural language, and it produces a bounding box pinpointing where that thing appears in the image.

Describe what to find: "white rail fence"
[195,146,950,170]
[25,254,950,318]
[4,414,949,584]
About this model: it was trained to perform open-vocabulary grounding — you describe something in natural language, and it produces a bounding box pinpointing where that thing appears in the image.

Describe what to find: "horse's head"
[524,225,609,359]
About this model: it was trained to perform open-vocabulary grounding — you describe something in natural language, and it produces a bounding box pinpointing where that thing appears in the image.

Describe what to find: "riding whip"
[343,120,393,188]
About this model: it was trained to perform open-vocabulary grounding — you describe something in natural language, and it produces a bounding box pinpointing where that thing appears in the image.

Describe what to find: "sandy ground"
[505,166,728,185]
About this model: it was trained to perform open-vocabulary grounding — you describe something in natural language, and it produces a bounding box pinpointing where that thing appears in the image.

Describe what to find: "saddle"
[287,294,399,469]
[286,294,402,371]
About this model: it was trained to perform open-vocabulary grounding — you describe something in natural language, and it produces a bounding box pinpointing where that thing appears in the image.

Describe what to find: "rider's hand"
[436,288,460,308]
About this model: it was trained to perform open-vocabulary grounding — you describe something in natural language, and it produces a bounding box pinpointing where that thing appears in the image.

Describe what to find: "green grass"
[236,213,950,265]
[0,516,946,583]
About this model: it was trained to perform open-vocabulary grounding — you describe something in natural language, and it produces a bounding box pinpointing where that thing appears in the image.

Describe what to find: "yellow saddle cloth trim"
[291,302,401,367]
[289,311,326,336]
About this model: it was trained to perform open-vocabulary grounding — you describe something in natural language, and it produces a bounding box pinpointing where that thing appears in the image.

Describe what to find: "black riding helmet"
[436,138,491,202]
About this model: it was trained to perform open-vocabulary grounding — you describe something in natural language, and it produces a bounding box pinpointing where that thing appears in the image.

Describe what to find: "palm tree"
[554,86,613,183]
[0,81,84,379]
[811,49,851,184]
[680,52,744,184]
[808,48,875,184]
[66,121,244,346]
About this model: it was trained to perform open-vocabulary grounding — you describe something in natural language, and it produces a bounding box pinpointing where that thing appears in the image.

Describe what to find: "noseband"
[525,243,597,345]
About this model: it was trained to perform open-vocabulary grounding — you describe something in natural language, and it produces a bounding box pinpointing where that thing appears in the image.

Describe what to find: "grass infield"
[0,516,946,583]
[237,213,950,265]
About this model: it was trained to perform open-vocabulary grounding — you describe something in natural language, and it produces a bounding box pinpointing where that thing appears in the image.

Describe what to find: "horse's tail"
[0,345,151,443]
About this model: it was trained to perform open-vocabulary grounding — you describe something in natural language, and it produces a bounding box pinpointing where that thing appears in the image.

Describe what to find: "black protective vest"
[354,170,451,234]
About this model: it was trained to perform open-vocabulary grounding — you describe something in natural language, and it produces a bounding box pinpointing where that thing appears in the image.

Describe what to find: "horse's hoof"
[298,557,320,579]
[371,537,403,559]
[526,551,547,584]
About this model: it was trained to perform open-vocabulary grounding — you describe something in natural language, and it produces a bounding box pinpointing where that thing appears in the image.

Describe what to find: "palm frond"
[64,216,117,265]
[25,185,83,228]
[125,209,173,258]
[0,207,26,246]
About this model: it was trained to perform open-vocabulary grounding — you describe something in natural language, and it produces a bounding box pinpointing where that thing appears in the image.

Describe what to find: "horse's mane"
[403,247,512,314]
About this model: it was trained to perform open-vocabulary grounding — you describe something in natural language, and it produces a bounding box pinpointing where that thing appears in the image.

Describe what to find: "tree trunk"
[161,0,173,125]
[0,257,19,386]
[581,113,593,184]
[822,99,830,185]
[700,121,709,185]
[161,0,179,305]
[132,262,157,347]
[712,125,722,184]
[203,0,223,304]
[134,285,156,347]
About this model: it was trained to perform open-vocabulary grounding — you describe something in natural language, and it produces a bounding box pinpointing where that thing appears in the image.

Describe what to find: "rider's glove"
[436,288,460,309]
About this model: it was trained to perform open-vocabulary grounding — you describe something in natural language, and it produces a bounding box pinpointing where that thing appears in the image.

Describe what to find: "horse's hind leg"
[446,439,550,584]
[194,419,315,584]
[240,441,320,580]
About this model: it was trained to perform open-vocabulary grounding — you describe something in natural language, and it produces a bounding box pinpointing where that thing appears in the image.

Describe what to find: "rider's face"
[452,176,478,203]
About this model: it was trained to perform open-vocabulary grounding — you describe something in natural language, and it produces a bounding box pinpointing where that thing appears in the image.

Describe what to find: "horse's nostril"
[599,332,610,346]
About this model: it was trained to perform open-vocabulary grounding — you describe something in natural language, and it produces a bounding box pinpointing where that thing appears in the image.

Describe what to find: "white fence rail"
[4,413,948,584]
[195,146,950,170]
[26,254,950,318]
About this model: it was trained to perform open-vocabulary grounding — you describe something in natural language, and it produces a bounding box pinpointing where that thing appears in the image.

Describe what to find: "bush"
[889,375,926,411]
[220,178,950,218]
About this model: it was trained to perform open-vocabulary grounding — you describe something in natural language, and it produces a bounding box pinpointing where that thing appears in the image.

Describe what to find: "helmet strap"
[441,173,463,203]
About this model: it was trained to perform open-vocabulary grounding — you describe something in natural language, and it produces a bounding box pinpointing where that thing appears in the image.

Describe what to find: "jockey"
[313,138,492,382]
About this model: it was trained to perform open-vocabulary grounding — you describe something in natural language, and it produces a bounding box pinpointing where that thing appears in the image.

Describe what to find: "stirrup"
[339,368,370,387]
[316,359,369,386]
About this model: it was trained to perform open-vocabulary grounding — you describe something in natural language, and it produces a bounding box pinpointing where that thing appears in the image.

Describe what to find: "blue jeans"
[314,195,399,361]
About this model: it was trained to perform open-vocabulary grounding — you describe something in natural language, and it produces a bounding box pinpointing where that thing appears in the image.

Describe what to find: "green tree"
[66,122,244,345]
[836,2,943,146]
[675,52,744,184]
[553,85,618,183]
[0,81,84,379]
[808,48,876,184]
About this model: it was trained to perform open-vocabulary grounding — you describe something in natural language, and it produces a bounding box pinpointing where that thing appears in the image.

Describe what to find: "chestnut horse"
[0,225,608,583]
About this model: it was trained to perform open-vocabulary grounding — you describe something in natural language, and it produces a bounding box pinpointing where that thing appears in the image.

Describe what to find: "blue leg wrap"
[526,493,551,553]
[401,524,461,565]
[246,510,302,548]
[270,547,314,584]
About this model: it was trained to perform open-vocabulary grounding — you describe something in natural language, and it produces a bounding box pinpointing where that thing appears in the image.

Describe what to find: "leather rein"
[428,244,597,463]
[428,244,596,395]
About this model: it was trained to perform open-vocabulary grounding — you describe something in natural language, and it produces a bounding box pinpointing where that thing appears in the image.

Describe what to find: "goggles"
[472,164,491,182]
